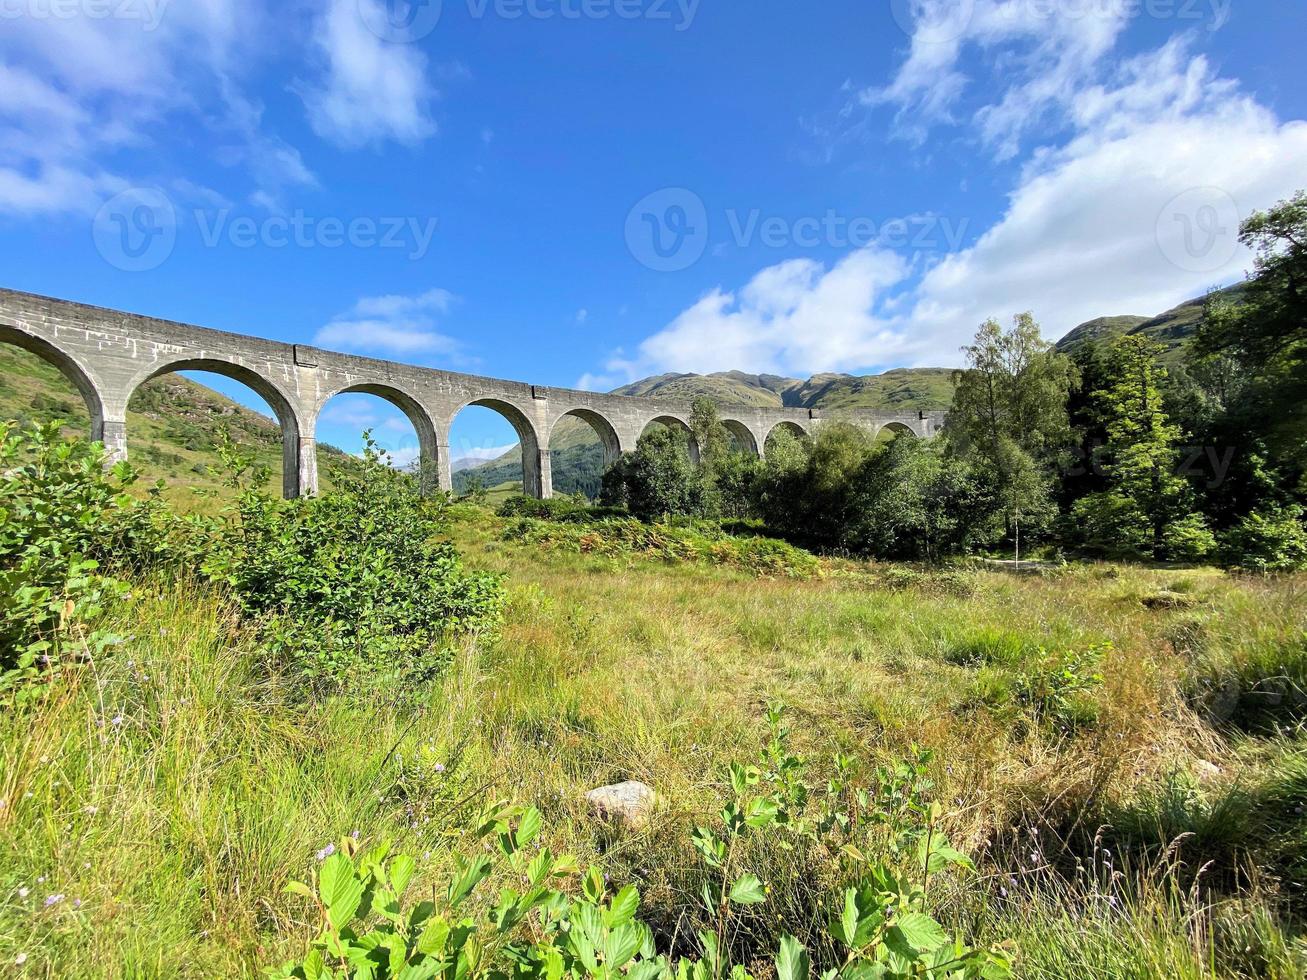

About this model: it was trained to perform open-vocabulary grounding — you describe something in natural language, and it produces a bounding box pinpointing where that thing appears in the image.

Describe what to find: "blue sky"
[1,0,1304,461]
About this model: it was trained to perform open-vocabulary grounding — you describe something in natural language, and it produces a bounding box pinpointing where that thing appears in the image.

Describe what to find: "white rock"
[586,781,656,830]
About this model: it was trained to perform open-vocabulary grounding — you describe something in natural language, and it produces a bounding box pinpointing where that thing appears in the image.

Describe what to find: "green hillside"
[1056,282,1246,360]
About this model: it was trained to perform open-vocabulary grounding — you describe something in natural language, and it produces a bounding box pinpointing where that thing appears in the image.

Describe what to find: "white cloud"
[300,0,436,148]
[863,0,1130,157]
[575,308,589,324]
[602,36,1307,379]
[314,289,462,357]
[0,0,315,215]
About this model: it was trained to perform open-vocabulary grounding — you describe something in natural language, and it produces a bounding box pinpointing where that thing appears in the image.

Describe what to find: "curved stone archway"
[719,418,760,457]
[313,382,441,495]
[445,397,544,497]
[126,357,307,498]
[0,324,109,447]
[640,414,700,466]
[549,408,622,466]
[876,421,919,441]
[763,419,810,451]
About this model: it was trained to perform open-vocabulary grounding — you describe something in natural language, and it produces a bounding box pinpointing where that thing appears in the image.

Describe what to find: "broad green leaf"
[775,935,809,980]
[728,874,766,905]
[447,856,492,908]
[744,797,780,829]
[390,854,417,896]
[886,912,949,957]
[318,853,365,931]
[608,884,640,927]
[604,923,643,969]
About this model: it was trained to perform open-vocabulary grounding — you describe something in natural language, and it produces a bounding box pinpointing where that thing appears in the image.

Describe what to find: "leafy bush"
[201,435,504,685]
[601,426,711,521]
[500,515,820,578]
[0,422,172,701]
[1220,503,1307,572]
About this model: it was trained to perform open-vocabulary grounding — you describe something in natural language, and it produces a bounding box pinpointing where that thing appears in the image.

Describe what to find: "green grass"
[4,503,1304,977]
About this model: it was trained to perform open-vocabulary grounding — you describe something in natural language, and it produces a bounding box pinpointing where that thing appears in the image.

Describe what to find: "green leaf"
[604,923,643,969]
[744,797,780,829]
[728,874,766,905]
[389,854,417,897]
[775,935,809,980]
[515,807,543,850]
[608,884,640,927]
[886,912,949,957]
[581,866,605,903]
[447,856,492,908]
[318,852,365,931]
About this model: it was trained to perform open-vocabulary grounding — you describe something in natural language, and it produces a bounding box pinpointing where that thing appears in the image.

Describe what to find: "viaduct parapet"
[0,288,947,498]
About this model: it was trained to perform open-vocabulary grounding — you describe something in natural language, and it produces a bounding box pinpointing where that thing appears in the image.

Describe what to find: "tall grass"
[2,510,1305,976]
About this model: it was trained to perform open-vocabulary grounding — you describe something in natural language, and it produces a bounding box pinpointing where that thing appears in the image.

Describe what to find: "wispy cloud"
[299,0,436,148]
[314,289,462,357]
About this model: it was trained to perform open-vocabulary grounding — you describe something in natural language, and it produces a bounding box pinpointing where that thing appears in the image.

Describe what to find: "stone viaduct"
[0,288,946,498]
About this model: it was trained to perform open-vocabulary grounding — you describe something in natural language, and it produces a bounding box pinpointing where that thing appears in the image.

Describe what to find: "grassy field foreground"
[2,503,1306,977]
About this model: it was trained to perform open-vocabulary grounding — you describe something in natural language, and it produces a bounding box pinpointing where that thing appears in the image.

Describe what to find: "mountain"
[1056,283,1246,359]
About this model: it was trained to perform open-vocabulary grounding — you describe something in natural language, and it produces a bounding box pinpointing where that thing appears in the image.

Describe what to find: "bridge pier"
[294,436,317,498]
[98,417,128,464]
[536,448,553,500]
[437,443,453,494]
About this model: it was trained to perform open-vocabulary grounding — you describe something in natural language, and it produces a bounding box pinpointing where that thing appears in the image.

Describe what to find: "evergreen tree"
[1071,336,1214,561]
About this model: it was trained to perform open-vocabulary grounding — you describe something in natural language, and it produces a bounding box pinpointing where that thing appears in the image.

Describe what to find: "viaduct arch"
[0,288,946,499]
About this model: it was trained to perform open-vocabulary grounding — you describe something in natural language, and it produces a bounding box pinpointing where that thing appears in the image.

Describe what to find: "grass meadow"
[2,502,1305,977]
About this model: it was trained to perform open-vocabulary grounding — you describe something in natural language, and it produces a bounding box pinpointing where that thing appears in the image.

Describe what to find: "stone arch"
[640,414,700,465]
[127,357,306,499]
[446,397,544,497]
[0,324,108,446]
[719,419,760,457]
[876,421,918,441]
[315,383,440,493]
[764,419,809,452]
[549,408,622,468]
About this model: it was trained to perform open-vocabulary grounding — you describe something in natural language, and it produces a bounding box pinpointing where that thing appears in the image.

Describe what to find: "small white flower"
[14,952,27,965]
[17,887,29,899]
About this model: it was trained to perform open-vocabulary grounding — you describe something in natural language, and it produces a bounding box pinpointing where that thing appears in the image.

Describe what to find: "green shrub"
[201,435,504,686]
[0,422,172,701]
[1221,504,1307,572]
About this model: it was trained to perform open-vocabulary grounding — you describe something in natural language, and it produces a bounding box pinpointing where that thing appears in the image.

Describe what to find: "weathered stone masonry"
[0,288,946,498]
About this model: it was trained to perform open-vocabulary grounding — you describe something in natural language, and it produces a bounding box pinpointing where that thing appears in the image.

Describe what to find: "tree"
[1070,336,1214,561]
[846,437,999,561]
[599,425,704,521]
[1197,192,1307,459]
[689,397,731,480]
[948,313,1076,554]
